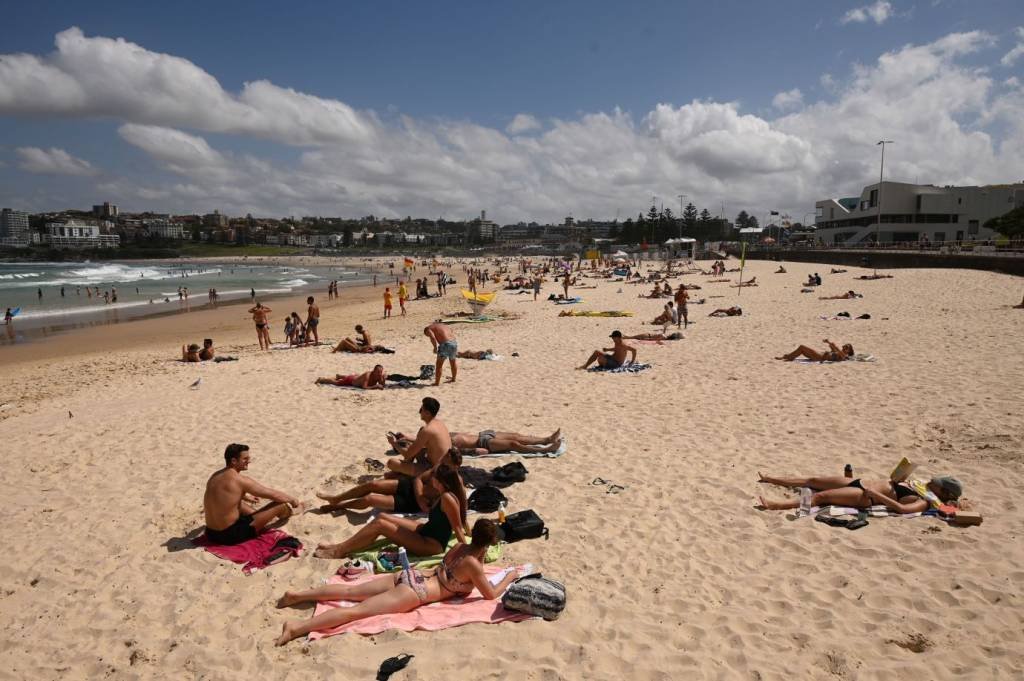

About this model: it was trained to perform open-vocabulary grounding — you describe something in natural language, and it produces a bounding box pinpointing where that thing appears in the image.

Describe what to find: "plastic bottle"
[397,547,426,599]
[498,501,507,524]
[844,464,853,478]
[798,487,813,517]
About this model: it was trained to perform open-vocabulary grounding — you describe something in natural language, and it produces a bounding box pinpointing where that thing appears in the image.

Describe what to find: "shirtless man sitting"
[449,428,562,456]
[249,303,272,350]
[182,338,216,361]
[579,330,637,370]
[315,364,387,389]
[709,306,742,317]
[819,290,861,300]
[332,325,385,353]
[203,443,303,545]
[385,397,453,477]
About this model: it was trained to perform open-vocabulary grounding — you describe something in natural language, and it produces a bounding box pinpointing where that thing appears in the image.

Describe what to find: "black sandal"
[377,653,414,680]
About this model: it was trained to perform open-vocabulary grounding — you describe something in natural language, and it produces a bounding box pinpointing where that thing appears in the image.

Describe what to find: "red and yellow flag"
[404,257,414,268]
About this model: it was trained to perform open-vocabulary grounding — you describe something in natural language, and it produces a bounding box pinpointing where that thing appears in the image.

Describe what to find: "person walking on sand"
[249,302,272,350]
[383,287,393,318]
[424,321,458,385]
[579,330,637,370]
[533,275,541,301]
[203,443,304,546]
[4,308,13,325]
[305,296,320,345]
[674,284,689,329]
[398,280,408,316]
[562,272,570,299]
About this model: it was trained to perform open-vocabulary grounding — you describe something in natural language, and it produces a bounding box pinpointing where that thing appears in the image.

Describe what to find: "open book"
[890,457,918,482]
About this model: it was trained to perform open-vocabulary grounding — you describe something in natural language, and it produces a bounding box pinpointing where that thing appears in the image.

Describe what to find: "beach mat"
[794,353,875,364]
[271,341,332,350]
[558,310,633,317]
[194,529,301,575]
[808,504,927,519]
[588,362,652,374]
[307,565,531,640]
[347,536,502,574]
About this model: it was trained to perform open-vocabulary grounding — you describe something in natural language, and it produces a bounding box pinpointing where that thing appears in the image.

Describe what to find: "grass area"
[177,243,306,257]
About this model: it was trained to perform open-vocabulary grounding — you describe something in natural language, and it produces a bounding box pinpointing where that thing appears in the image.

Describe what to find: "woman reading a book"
[757,472,963,513]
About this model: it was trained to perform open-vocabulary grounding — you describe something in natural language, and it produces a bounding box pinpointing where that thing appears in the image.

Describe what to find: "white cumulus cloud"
[841,1,894,25]
[16,146,97,176]
[1001,27,1024,67]
[772,88,804,111]
[506,114,542,134]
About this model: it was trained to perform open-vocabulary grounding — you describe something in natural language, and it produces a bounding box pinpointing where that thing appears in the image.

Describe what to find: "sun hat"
[931,475,963,499]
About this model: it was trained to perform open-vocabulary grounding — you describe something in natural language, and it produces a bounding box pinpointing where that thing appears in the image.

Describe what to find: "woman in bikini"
[313,464,467,559]
[275,519,520,645]
[757,472,963,513]
[775,338,853,362]
[316,450,462,513]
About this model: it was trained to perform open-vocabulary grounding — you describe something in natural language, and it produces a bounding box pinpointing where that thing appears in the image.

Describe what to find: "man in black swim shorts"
[203,443,304,545]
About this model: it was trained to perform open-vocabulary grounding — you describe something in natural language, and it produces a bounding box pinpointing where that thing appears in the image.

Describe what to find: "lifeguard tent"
[663,237,696,259]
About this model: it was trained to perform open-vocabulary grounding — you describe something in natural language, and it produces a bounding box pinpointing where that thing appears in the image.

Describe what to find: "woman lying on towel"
[775,338,852,362]
[757,472,963,513]
[275,519,520,646]
[316,450,462,514]
[313,464,468,559]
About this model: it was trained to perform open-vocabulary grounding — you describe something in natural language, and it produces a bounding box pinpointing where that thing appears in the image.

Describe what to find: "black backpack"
[500,509,548,542]
[491,461,527,485]
[468,485,507,513]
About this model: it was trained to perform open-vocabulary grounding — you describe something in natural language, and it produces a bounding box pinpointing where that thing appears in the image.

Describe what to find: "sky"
[0,0,1022,224]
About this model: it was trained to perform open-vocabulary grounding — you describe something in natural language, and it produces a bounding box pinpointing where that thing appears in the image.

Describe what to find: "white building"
[0,208,31,247]
[147,217,184,239]
[45,221,120,249]
[815,181,1024,245]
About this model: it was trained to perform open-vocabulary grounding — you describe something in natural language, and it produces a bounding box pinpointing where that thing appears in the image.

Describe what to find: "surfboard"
[9,307,19,318]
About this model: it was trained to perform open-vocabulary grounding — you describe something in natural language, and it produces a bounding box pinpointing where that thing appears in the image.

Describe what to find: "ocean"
[0,260,374,341]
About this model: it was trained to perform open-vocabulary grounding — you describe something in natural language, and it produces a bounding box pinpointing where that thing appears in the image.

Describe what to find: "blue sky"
[1,1,1022,222]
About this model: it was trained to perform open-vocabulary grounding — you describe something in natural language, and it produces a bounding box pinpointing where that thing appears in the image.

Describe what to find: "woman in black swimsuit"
[775,339,853,362]
[757,471,962,513]
[313,465,468,559]
[275,519,521,646]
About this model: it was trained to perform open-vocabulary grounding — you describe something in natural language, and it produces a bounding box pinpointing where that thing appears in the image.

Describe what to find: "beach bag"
[500,509,548,542]
[468,485,507,513]
[501,574,566,620]
[491,462,527,484]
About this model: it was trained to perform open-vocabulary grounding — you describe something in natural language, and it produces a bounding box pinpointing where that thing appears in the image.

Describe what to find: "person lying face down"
[757,471,963,514]
[274,518,521,646]
[315,364,387,389]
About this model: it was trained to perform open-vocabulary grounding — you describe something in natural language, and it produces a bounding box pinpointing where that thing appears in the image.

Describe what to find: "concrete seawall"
[741,250,1024,277]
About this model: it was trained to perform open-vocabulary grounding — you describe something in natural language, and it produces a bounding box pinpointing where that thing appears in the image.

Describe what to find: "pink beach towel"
[194,529,302,575]
[307,565,532,640]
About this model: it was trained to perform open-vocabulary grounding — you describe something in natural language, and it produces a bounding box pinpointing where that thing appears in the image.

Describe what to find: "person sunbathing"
[830,268,847,274]
[855,273,893,280]
[756,471,963,513]
[622,331,684,341]
[775,338,853,362]
[708,306,742,317]
[313,464,467,559]
[450,428,562,455]
[456,349,496,360]
[275,518,520,646]
[332,325,387,353]
[819,290,861,300]
[317,449,463,514]
[732,277,757,287]
[315,365,387,389]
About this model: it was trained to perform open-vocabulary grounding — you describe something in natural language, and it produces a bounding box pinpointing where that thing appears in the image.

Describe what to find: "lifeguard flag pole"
[737,242,746,296]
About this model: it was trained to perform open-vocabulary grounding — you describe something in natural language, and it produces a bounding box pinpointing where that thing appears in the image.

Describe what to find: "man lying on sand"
[312,463,468,560]
[450,428,562,455]
[385,397,453,477]
[776,338,853,362]
[315,365,387,389]
[622,331,684,341]
[181,339,215,362]
[579,330,637,370]
[757,471,963,513]
[275,519,519,646]
[830,268,847,274]
[317,449,462,514]
[203,443,303,545]
[819,290,862,300]
[732,277,757,287]
[709,306,742,317]
[456,349,496,360]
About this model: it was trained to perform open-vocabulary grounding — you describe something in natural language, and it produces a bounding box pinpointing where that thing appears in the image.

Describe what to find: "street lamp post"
[677,194,687,239]
[874,141,894,267]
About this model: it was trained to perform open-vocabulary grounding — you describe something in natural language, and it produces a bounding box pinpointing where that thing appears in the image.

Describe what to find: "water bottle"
[844,464,853,478]
[397,547,426,599]
[798,487,813,517]
[498,501,507,524]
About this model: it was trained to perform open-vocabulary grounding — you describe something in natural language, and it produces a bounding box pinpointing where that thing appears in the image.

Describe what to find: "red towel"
[194,530,301,575]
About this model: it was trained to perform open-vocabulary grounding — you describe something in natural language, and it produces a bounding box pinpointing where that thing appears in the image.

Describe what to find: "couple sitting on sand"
[331,324,392,354]
[181,339,215,362]
[757,471,963,514]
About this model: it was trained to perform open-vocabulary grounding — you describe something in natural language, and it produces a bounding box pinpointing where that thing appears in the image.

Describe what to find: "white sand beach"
[0,258,1022,680]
